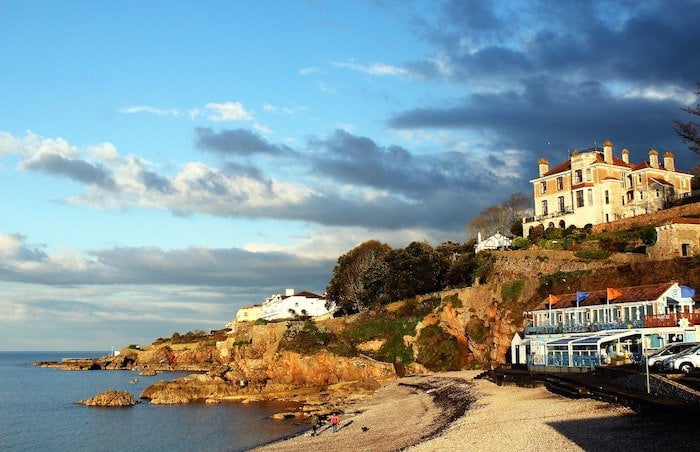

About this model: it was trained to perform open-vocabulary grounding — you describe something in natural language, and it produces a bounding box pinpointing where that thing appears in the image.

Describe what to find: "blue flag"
[680,285,696,298]
[576,291,589,305]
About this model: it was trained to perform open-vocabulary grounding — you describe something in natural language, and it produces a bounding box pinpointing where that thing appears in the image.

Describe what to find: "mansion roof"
[540,150,689,178]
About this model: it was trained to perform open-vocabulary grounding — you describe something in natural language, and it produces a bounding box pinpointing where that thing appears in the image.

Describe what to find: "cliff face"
[127,253,700,405]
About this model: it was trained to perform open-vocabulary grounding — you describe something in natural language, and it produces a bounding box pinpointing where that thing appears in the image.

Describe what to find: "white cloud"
[253,123,273,135]
[120,105,180,116]
[299,66,319,76]
[333,59,415,78]
[316,81,337,94]
[204,101,254,122]
[620,84,697,105]
[262,103,308,115]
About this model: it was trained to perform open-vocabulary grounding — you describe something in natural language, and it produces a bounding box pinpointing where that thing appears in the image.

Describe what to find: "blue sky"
[1,0,698,350]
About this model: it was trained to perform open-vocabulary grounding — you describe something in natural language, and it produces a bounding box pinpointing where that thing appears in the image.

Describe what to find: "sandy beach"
[258,371,698,452]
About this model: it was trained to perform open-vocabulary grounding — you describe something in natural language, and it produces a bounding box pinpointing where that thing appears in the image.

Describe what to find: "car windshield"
[676,345,700,357]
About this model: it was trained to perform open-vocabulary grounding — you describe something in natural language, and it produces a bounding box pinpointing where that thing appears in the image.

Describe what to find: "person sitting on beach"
[310,414,319,436]
[330,413,339,433]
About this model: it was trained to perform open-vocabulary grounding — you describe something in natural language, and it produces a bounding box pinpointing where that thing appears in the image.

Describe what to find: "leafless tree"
[674,81,700,156]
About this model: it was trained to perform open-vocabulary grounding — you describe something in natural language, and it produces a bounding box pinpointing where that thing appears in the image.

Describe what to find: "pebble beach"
[258,371,698,452]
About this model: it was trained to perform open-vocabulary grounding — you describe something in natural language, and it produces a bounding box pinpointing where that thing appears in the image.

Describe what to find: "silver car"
[646,342,698,370]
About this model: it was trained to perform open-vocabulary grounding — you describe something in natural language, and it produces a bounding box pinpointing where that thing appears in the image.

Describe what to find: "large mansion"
[522,139,693,236]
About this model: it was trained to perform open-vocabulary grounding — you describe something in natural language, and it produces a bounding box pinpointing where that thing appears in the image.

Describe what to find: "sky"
[1,0,698,350]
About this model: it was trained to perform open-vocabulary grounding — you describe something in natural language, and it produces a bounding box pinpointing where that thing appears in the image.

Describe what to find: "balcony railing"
[523,207,575,224]
[525,320,644,335]
[644,313,700,328]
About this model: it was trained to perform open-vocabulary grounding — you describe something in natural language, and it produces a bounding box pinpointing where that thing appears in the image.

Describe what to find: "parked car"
[665,344,700,374]
[646,342,698,370]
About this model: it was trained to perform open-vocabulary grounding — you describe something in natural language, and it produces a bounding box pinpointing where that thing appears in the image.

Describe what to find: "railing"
[525,320,644,335]
[644,313,700,328]
[523,207,575,224]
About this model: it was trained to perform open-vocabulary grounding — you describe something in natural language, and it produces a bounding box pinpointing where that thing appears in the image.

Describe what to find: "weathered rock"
[205,398,221,404]
[139,368,157,376]
[271,412,299,420]
[140,373,239,404]
[77,390,138,407]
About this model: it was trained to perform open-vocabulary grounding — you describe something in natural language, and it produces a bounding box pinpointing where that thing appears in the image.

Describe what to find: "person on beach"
[330,413,339,433]
[310,414,319,436]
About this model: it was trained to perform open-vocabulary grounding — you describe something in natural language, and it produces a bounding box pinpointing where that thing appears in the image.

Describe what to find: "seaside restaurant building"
[511,282,700,371]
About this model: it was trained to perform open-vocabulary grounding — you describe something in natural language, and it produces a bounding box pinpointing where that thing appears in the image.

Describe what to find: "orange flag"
[607,288,623,300]
[548,294,560,306]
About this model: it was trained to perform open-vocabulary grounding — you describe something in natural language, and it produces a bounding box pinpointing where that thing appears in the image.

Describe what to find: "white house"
[260,288,333,320]
[474,231,512,253]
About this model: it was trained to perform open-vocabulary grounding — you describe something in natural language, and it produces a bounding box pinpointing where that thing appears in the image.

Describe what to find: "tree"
[468,192,531,238]
[382,242,445,302]
[674,81,700,156]
[326,240,391,313]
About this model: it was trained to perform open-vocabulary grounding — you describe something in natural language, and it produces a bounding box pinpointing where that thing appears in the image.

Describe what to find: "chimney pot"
[603,139,613,164]
[649,149,659,168]
[663,151,675,171]
[621,148,630,164]
[538,158,549,177]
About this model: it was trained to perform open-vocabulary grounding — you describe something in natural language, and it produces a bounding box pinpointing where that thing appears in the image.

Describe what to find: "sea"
[0,352,308,451]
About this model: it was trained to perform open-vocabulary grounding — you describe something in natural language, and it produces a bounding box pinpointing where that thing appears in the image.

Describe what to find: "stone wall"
[591,202,700,234]
[649,223,700,260]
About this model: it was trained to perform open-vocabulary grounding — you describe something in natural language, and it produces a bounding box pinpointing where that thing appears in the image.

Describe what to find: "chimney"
[538,158,549,177]
[649,149,659,168]
[663,151,675,171]
[603,139,613,164]
[621,148,630,164]
[285,288,295,296]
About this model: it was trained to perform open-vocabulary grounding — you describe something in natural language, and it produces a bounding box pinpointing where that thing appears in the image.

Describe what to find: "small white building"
[260,288,333,321]
[474,231,512,253]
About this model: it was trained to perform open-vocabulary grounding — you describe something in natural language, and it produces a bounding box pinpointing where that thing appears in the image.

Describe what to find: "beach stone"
[205,398,221,404]
[77,390,138,407]
[271,412,296,420]
[140,368,157,376]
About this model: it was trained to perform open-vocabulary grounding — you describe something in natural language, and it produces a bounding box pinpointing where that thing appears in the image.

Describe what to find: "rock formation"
[77,390,138,407]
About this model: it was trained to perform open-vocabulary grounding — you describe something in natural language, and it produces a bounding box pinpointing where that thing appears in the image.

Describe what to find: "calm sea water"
[0,352,307,451]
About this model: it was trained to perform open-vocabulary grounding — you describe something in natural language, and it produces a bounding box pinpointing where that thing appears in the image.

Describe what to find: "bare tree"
[468,192,532,238]
[674,81,700,156]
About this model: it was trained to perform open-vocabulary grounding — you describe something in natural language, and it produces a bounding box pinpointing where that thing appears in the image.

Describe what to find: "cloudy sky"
[1,0,698,350]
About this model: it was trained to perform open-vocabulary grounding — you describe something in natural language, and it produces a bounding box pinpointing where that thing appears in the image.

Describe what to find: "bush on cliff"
[348,316,418,364]
[466,316,487,344]
[639,225,658,246]
[574,249,612,260]
[511,237,531,250]
[501,280,525,303]
[279,321,354,357]
[415,324,468,371]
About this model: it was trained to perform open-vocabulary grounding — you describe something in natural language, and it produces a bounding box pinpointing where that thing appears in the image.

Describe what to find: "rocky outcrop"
[140,374,240,404]
[139,368,157,376]
[77,390,138,407]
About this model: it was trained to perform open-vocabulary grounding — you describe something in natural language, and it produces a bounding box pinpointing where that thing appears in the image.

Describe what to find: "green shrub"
[539,270,590,289]
[543,239,563,250]
[544,228,565,239]
[127,344,140,350]
[574,249,612,260]
[279,320,354,356]
[639,225,658,246]
[254,318,269,325]
[396,297,441,318]
[472,251,496,284]
[415,325,468,371]
[624,244,636,253]
[511,237,531,249]
[565,225,578,235]
[501,280,525,302]
[466,316,487,343]
[443,294,462,308]
[349,316,419,364]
